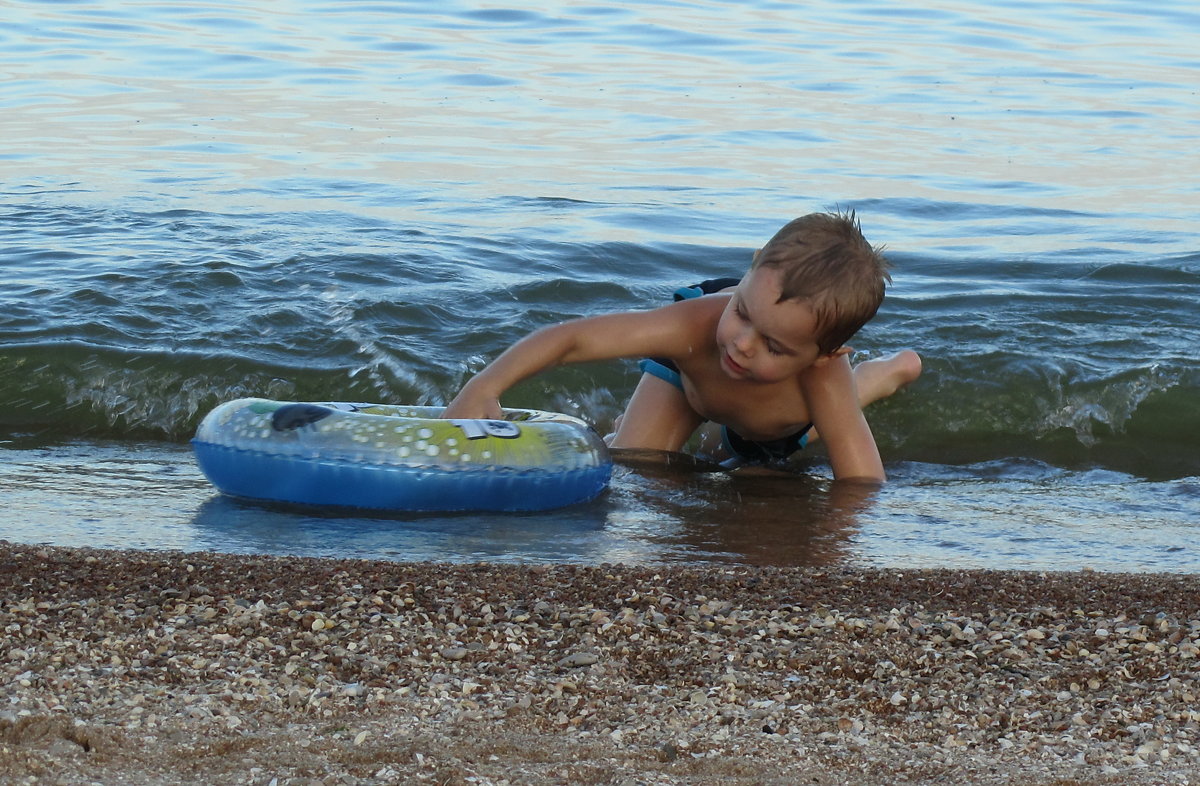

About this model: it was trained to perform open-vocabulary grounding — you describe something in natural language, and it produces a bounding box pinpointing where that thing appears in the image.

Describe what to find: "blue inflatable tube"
[192,399,612,512]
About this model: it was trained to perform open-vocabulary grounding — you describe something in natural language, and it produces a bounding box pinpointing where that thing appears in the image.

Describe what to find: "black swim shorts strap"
[673,277,741,301]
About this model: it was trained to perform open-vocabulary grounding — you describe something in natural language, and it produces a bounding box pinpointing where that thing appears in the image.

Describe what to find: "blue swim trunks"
[638,277,813,466]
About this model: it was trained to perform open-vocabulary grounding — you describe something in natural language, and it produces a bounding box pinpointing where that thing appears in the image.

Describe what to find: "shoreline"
[1,541,1197,785]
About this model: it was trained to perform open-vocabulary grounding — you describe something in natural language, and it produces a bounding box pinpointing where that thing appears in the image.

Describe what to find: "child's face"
[715,266,838,383]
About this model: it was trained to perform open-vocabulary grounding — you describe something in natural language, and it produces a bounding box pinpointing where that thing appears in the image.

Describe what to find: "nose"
[731,324,755,356]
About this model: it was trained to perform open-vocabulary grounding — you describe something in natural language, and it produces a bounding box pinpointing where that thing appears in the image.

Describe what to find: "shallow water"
[5,440,1197,573]
[2,0,1198,571]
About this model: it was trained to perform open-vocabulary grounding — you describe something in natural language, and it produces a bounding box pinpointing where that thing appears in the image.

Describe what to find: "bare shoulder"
[664,291,728,323]
[799,351,856,391]
[565,294,724,362]
[798,354,866,438]
[627,294,726,354]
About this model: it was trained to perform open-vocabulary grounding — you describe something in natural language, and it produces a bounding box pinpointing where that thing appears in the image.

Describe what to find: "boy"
[442,212,921,481]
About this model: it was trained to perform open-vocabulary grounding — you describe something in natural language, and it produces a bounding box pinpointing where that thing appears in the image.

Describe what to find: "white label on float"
[450,420,522,440]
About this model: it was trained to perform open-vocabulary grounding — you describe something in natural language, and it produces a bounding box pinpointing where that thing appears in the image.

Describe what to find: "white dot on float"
[426,445,439,456]
[418,428,434,439]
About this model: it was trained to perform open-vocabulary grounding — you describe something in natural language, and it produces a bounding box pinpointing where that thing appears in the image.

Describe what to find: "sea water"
[2,0,1198,571]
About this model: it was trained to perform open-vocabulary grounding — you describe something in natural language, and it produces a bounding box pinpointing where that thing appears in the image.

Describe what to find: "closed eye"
[737,303,789,355]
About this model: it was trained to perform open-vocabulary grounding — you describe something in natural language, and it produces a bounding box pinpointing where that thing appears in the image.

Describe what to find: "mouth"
[721,350,748,377]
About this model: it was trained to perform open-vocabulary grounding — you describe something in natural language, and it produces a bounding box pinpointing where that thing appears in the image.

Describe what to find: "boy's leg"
[608,374,705,452]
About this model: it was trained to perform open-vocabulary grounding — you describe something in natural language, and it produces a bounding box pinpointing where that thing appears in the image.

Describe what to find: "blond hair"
[751,211,890,354]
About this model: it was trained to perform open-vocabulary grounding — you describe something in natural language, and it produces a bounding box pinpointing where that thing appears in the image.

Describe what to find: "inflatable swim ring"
[192,398,611,512]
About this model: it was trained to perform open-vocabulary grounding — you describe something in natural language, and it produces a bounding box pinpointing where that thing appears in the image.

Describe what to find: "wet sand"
[1,541,1197,785]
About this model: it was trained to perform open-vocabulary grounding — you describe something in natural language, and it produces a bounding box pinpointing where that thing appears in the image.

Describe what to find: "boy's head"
[749,211,890,355]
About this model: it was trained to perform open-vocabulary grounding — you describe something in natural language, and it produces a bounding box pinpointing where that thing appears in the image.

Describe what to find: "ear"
[811,346,853,367]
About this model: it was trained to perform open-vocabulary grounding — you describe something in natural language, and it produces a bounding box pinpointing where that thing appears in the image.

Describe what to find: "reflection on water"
[607,450,876,567]
[3,0,1197,253]
[1,441,1196,572]
[184,450,876,567]
[188,495,611,563]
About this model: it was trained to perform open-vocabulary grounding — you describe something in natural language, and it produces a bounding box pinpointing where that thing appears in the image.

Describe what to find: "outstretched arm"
[801,354,886,482]
[442,319,596,419]
[442,304,704,420]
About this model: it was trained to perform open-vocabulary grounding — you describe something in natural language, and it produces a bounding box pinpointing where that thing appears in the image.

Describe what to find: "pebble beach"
[1,542,1198,785]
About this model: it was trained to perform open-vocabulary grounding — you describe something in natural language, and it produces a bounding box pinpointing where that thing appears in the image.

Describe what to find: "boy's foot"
[856,349,922,403]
